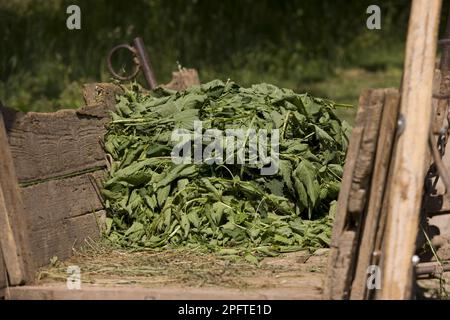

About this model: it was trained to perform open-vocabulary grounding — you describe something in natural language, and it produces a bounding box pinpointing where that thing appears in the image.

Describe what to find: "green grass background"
[2,0,447,124]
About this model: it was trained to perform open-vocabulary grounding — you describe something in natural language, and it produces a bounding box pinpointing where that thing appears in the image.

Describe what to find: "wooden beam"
[0,109,32,285]
[379,0,442,299]
[6,283,322,300]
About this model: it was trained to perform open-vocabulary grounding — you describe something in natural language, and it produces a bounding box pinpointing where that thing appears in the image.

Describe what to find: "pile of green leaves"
[101,80,351,257]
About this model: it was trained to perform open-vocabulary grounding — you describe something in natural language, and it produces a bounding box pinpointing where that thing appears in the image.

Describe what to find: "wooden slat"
[1,84,120,270]
[29,208,105,269]
[22,171,105,268]
[0,109,32,285]
[347,90,385,216]
[326,89,386,299]
[325,91,369,299]
[350,89,400,299]
[380,0,442,300]
[1,106,109,183]
[21,171,104,221]
[7,283,322,300]
[0,246,6,298]
[329,90,371,246]
[0,84,119,269]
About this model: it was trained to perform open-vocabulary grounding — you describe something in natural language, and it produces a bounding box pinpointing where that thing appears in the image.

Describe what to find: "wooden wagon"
[1,0,450,300]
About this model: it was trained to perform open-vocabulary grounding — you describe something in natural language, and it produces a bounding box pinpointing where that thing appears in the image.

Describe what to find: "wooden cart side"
[0,108,32,285]
[0,83,121,272]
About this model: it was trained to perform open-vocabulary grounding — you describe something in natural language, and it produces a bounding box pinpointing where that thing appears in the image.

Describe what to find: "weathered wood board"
[0,246,6,298]
[325,88,387,299]
[380,0,442,299]
[0,109,32,285]
[350,89,400,299]
[22,172,106,267]
[1,107,109,183]
[0,83,118,271]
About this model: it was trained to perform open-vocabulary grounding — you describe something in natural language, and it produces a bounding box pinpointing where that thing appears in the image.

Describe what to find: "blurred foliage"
[0,0,438,115]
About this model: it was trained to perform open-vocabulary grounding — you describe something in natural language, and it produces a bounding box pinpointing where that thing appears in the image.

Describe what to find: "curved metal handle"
[106,43,140,81]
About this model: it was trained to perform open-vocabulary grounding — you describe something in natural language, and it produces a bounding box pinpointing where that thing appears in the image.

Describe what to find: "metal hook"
[106,37,158,89]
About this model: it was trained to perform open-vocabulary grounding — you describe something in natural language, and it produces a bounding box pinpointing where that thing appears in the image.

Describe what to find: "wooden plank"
[1,105,109,183]
[30,209,105,268]
[0,109,32,285]
[432,69,446,134]
[380,0,442,300]
[21,171,104,221]
[432,8,450,134]
[21,171,105,268]
[329,89,371,247]
[326,88,386,299]
[347,89,385,216]
[350,89,400,299]
[325,90,371,299]
[0,246,6,298]
[0,83,118,270]
[7,283,322,300]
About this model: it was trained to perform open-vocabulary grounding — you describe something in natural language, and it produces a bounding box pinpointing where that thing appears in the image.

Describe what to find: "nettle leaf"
[101,79,351,255]
[157,185,171,207]
[314,125,334,143]
[295,160,319,207]
[266,179,285,197]
[270,110,284,128]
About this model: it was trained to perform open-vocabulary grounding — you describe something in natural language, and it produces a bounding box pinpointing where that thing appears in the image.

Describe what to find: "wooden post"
[379,0,442,299]
[0,109,32,285]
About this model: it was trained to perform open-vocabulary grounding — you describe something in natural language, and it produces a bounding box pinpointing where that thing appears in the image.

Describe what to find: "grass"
[0,65,401,127]
[305,67,403,124]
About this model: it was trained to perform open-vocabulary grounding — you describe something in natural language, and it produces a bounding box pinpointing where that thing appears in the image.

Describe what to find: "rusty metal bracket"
[107,37,158,89]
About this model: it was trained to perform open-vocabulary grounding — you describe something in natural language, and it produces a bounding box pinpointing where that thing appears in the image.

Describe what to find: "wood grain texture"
[347,90,385,216]
[0,246,6,297]
[325,90,371,299]
[432,69,447,134]
[28,208,105,268]
[329,90,371,245]
[0,83,117,271]
[6,283,322,300]
[21,171,105,221]
[1,105,109,183]
[326,89,388,299]
[21,171,106,268]
[350,89,400,300]
[0,109,32,285]
[380,0,442,300]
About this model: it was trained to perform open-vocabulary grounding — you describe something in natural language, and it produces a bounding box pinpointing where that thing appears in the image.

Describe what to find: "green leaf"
[244,254,260,265]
